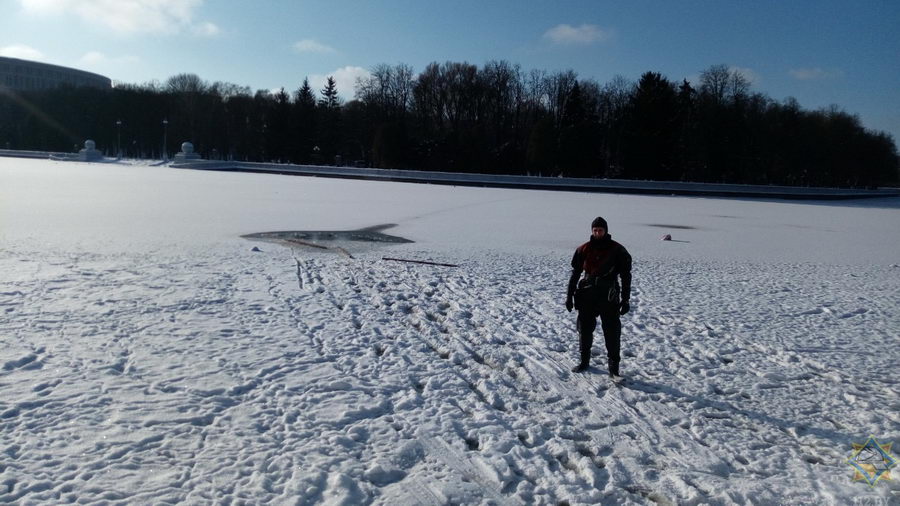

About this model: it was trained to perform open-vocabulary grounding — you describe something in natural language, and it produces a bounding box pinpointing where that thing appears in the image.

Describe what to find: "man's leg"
[575,310,597,369]
[598,304,622,376]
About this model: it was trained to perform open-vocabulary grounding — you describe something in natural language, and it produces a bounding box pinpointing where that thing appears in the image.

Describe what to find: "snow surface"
[1,157,898,505]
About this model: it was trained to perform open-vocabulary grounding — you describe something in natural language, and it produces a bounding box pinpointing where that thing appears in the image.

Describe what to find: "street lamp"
[116,119,121,158]
[162,118,169,161]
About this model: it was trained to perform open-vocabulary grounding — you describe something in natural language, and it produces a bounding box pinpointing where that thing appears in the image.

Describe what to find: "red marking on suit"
[574,239,623,278]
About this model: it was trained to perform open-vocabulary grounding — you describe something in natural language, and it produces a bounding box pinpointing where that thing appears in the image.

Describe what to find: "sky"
[2,0,899,144]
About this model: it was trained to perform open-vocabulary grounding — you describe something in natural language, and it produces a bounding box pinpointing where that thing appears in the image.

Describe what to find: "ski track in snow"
[2,239,897,505]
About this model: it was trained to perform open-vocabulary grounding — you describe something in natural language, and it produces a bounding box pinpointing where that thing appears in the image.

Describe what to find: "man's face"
[591,226,606,239]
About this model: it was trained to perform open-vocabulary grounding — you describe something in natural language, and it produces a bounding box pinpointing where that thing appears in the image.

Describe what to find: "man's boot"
[608,360,620,378]
[573,329,592,373]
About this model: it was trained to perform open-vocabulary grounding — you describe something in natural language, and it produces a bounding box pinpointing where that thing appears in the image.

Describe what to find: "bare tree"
[727,69,751,102]
[356,63,414,119]
[209,81,251,102]
[165,73,207,94]
[544,70,578,131]
[481,60,523,142]
[699,64,730,104]
[700,64,751,104]
[412,62,445,132]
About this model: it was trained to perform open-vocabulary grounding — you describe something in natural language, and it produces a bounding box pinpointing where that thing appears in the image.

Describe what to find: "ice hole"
[242,224,413,256]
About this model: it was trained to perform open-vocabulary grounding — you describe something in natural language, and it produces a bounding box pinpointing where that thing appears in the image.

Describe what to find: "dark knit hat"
[591,216,608,230]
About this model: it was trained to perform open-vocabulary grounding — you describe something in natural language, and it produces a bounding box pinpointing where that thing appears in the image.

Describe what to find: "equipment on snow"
[382,257,458,268]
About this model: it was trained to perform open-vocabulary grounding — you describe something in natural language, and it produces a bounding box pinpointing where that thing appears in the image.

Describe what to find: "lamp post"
[116,119,121,158]
[162,118,169,161]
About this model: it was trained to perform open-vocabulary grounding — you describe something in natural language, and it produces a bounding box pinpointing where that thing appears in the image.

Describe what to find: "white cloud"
[265,87,295,99]
[309,66,371,101]
[543,24,612,45]
[293,39,337,54]
[78,50,106,65]
[77,51,139,67]
[730,66,760,85]
[16,0,65,12]
[17,0,217,36]
[192,21,220,37]
[0,44,45,60]
[789,67,843,80]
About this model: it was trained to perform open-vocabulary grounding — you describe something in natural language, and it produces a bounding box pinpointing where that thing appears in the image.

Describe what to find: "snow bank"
[172,159,900,200]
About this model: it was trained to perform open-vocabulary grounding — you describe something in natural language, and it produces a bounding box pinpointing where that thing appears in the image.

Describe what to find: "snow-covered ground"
[1,157,898,505]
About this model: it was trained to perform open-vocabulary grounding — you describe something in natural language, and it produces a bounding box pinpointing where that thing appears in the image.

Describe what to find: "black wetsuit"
[567,234,632,373]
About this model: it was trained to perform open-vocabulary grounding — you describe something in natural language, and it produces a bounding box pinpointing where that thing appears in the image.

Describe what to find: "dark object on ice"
[382,257,458,268]
[662,234,672,241]
[243,224,412,245]
[646,224,696,230]
[251,246,262,252]
[284,238,329,250]
[243,225,408,258]
[566,217,632,375]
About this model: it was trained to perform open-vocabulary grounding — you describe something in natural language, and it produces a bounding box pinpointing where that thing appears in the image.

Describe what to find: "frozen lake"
[1,157,898,504]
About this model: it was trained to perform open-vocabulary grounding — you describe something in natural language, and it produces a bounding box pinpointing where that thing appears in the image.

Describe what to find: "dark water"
[242,224,413,246]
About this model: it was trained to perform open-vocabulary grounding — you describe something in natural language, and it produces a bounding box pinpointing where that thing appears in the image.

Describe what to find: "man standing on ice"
[566,217,632,379]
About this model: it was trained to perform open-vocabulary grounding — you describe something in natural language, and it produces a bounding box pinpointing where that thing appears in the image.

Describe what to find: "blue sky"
[3,0,899,144]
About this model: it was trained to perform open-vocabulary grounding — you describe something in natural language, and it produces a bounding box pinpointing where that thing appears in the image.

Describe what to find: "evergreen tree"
[319,76,340,110]
[317,76,341,163]
[292,78,317,163]
[296,78,316,109]
[559,81,598,177]
[269,87,291,162]
[676,79,699,180]
[622,72,678,180]
[526,117,556,176]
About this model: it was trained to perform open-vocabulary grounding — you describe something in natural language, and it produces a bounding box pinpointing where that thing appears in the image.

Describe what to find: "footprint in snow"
[797,307,832,316]
[839,308,868,318]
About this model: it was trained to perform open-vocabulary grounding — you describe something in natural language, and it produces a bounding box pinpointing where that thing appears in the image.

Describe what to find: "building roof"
[0,56,112,91]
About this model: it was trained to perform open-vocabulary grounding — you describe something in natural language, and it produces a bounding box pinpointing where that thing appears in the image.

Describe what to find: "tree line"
[1,62,896,187]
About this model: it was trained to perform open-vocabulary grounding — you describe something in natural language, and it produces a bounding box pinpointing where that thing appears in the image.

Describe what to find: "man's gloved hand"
[566,296,574,312]
[619,300,630,315]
